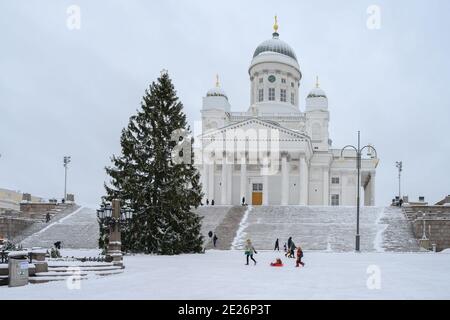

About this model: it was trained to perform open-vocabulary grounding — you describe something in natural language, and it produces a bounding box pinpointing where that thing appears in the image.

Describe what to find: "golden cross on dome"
[316,76,320,88]
[216,74,220,87]
[273,15,279,33]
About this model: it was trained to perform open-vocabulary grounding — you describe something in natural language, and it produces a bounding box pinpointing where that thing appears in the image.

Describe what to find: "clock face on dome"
[268,75,276,83]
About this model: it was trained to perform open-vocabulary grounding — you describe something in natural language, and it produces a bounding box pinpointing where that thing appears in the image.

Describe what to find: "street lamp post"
[341,131,378,252]
[395,161,403,202]
[97,199,134,267]
[63,156,71,201]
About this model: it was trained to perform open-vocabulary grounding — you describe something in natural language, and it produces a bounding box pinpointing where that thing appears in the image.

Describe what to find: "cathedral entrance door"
[252,183,263,206]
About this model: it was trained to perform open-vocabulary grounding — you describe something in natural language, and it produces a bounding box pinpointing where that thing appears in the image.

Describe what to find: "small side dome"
[307,87,327,99]
[305,76,328,112]
[206,87,228,101]
[203,75,231,112]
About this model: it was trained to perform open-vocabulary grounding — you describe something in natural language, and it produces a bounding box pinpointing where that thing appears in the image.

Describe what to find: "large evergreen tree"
[102,71,204,255]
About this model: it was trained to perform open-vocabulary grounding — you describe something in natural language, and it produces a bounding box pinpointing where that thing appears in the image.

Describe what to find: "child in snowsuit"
[244,239,257,265]
[270,258,283,267]
[296,247,305,267]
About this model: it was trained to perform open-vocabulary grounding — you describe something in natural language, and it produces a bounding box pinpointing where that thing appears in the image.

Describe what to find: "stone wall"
[405,206,450,252]
[0,217,35,239]
[412,219,450,251]
[20,203,57,213]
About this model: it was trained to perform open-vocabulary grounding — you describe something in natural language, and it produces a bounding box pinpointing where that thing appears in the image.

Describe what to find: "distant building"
[435,195,450,206]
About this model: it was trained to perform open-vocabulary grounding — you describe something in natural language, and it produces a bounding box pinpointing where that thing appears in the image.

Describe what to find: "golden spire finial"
[316,76,320,88]
[273,15,279,33]
[216,74,220,87]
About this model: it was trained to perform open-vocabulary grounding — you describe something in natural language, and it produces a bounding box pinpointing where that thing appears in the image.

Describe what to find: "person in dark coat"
[274,238,280,251]
[54,241,62,250]
[289,241,296,258]
[242,197,246,206]
[211,199,215,206]
[286,237,293,257]
[46,212,51,223]
[206,199,209,206]
[213,234,218,247]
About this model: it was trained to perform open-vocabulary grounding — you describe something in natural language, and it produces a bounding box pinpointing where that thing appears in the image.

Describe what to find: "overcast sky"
[1,0,449,208]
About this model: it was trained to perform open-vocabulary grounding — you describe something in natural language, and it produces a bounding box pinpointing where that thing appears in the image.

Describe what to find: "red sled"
[270,263,284,267]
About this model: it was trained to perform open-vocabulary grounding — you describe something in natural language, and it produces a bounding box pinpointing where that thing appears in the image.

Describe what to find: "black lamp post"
[341,131,378,252]
[97,200,134,265]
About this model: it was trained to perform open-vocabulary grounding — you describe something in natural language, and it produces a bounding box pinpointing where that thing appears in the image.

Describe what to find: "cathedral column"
[227,153,233,204]
[369,172,376,206]
[221,153,227,205]
[299,156,308,205]
[364,174,370,206]
[323,167,329,206]
[208,155,215,202]
[240,154,247,204]
[262,157,269,206]
[281,154,289,205]
[202,162,208,202]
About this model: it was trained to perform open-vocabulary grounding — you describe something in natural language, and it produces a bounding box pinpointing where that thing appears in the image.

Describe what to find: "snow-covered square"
[2,250,450,300]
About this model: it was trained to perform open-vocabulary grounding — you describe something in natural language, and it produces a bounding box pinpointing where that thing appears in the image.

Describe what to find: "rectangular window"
[280,89,286,102]
[332,177,340,185]
[291,82,295,88]
[291,92,295,105]
[281,78,286,84]
[331,194,340,206]
[253,183,263,191]
[259,78,263,84]
[269,88,275,101]
[258,89,264,102]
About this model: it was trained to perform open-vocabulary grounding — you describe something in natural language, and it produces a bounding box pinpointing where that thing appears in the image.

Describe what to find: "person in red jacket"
[296,246,305,267]
[270,258,283,267]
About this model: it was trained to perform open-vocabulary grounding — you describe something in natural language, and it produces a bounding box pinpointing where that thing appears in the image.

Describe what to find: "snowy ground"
[2,250,450,300]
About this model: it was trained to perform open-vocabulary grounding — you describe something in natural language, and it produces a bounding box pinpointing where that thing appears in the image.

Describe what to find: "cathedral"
[197,18,378,206]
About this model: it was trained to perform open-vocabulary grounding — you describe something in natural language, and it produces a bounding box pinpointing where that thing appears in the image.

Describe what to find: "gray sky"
[1,0,449,208]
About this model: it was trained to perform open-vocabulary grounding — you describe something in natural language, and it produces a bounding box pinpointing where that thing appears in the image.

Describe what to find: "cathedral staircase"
[227,206,420,252]
[196,206,248,250]
[19,207,99,249]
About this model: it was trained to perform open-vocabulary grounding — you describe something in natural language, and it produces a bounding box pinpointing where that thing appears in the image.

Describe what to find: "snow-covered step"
[29,276,87,284]
[231,206,419,252]
[48,266,122,272]
[20,207,99,249]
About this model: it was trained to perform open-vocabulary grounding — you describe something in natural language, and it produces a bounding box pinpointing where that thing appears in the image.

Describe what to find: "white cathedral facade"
[197,19,378,206]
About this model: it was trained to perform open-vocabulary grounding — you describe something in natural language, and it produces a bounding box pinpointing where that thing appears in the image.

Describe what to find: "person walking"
[211,199,215,206]
[213,234,218,247]
[244,239,257,265]
[206,199,209,206]
[46,212,51,223]
[274,238,280,251]
[286,237,293,258]
[296,246,305,267]
[289,240,296,258]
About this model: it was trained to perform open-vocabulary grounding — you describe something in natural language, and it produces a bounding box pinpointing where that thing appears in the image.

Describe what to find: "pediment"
[201,118,310,141]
